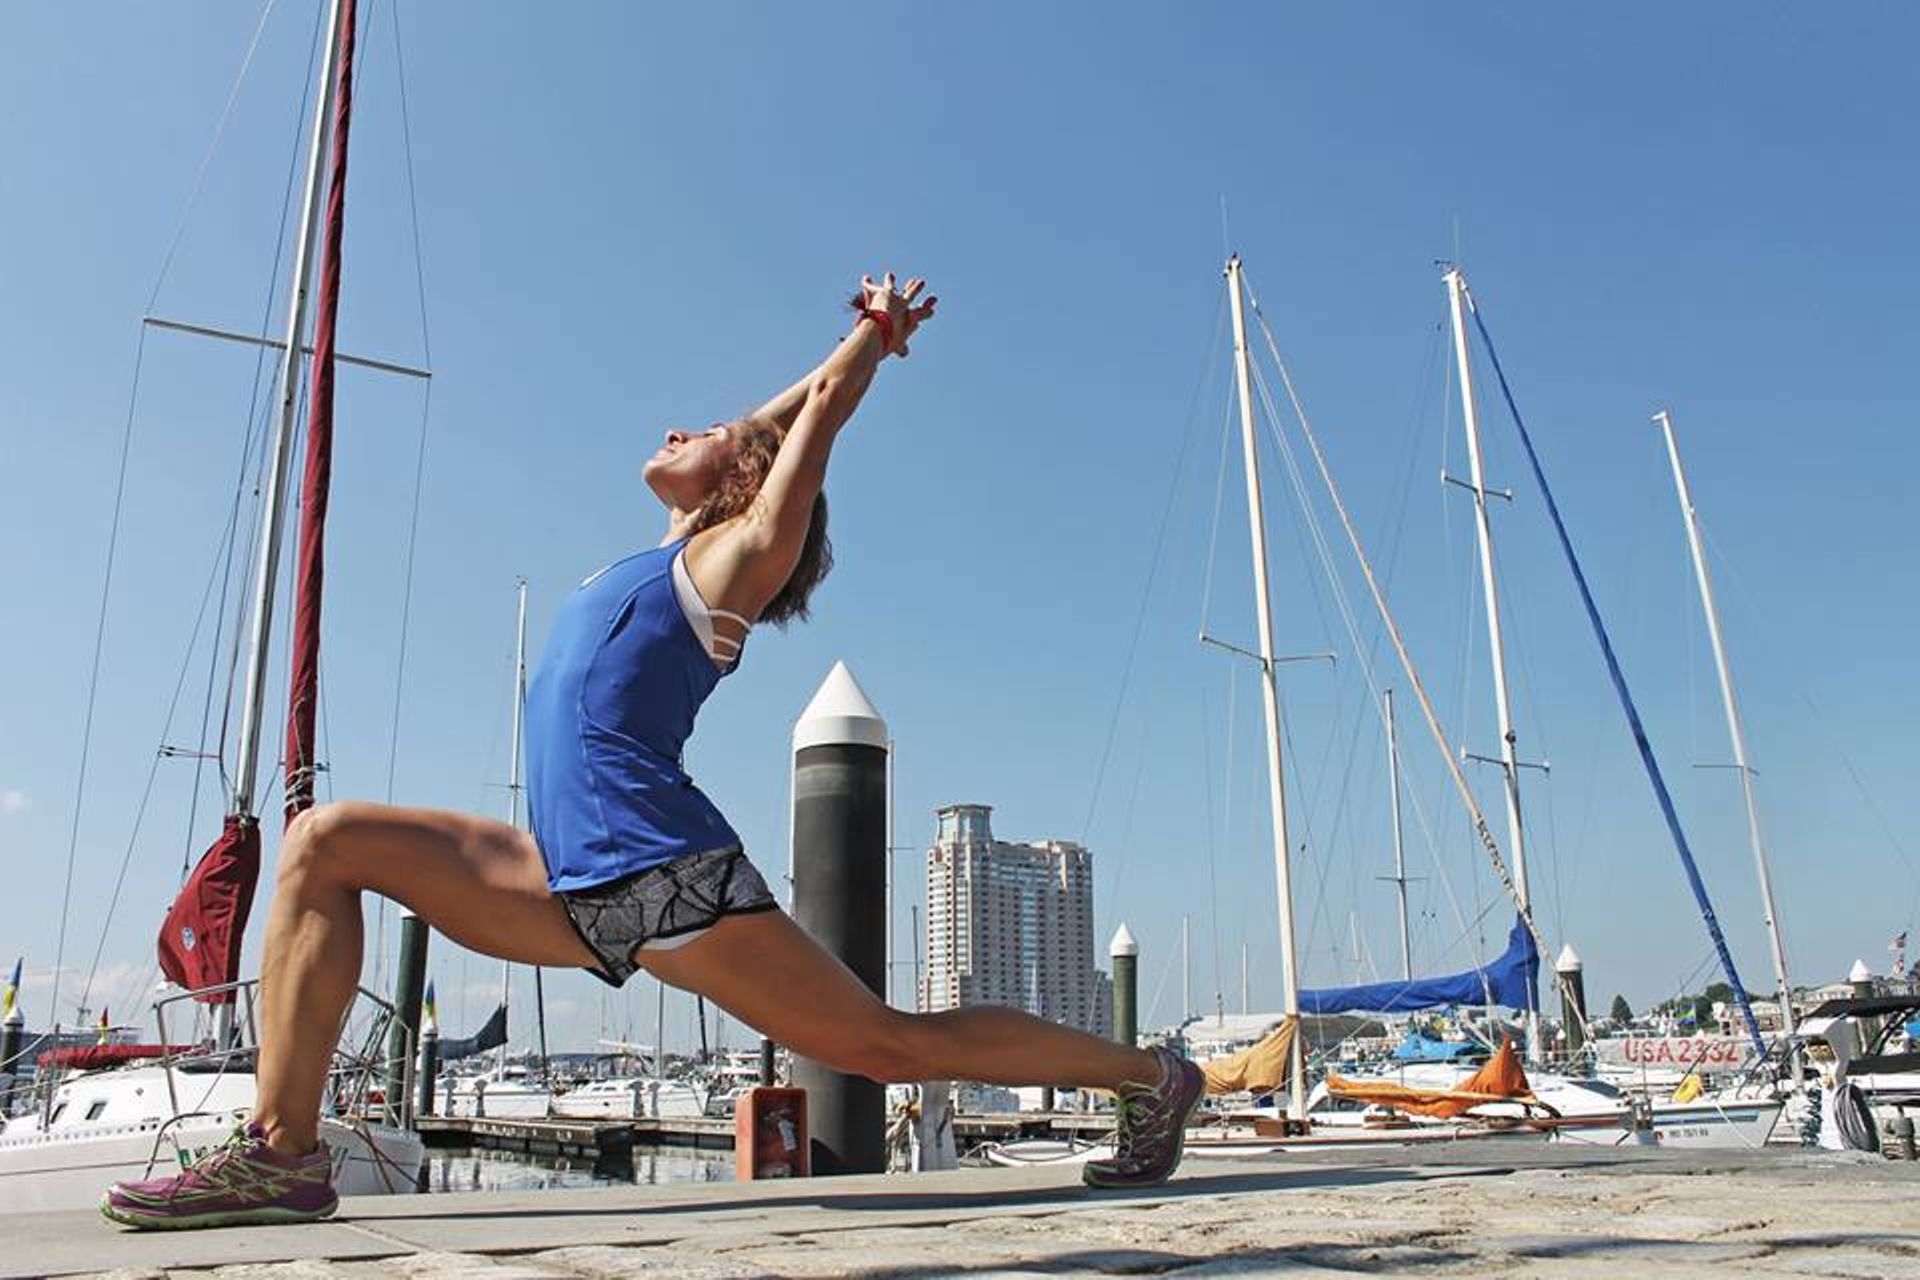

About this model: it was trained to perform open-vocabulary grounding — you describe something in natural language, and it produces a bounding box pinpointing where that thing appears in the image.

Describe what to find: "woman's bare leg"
[639,909,1161,1092]
[252,801,594,1156]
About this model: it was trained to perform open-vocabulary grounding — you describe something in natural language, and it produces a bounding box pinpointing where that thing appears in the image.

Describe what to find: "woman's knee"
[832,1010,932,1084]
[278,801,384,888]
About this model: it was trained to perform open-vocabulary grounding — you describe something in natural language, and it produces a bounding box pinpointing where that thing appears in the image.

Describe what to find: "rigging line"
[1197,642,1224,1007]
[378,0,444,947]
[184,78,315,872]
[79,479,253,1015]
[1080,293,1227,849]
[1700,519,1920,889]
[52,325,151,1029]
[390,0,435,364]
[1239,340,1482,974]
[1462,286,1761,1055]
[1237,282,1556,995]
[1197,377,1237,637]
[212,6,328,805]
[144,0,283,313]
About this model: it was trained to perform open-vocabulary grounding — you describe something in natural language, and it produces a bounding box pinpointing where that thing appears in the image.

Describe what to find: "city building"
[921,804,1112,1038]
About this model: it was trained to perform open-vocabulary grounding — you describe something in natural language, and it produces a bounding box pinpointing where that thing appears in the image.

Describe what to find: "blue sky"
[3,3,1915,1055]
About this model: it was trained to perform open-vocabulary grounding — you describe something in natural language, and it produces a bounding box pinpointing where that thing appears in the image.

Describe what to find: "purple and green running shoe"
[101,1123,337,1230]
[1084,1045,1206,1189]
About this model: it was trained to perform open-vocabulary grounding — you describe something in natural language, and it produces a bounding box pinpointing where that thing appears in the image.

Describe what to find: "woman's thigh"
[634,909,893,1063]
[304,801,594,970]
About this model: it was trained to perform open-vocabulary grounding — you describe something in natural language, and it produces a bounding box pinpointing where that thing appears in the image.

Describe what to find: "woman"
[103,275,1204,1231]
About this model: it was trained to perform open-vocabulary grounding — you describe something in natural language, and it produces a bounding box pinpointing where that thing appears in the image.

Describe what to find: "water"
[420,1144,735,1195]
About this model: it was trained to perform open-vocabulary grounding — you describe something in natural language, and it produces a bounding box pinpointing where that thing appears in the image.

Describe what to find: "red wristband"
[859,308,895,354]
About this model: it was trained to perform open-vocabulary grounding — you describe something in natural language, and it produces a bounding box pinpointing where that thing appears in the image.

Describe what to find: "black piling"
[790,661,889,1175]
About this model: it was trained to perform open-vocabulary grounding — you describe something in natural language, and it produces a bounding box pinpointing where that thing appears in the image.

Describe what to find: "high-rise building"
[921,804,1111,1038]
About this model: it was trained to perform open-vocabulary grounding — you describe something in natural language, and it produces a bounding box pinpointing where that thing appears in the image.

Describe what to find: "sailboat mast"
[1384,689,1413,983]
[1224,256,1307,1119]
[500,579,529,1074]
[230,0,348,819]
[1655,410,1794,1035]
[1443,267,1543,1063]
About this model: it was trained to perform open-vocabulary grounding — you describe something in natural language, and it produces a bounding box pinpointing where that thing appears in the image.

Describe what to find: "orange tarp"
[1326,1038,1538,1118]
[1201,1018,1298,1095]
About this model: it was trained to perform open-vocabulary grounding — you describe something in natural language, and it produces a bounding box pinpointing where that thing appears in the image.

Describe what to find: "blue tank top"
[526,539,742,892]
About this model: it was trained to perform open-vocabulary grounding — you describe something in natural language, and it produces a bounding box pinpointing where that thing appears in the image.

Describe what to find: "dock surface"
[25,1144,1920,1278]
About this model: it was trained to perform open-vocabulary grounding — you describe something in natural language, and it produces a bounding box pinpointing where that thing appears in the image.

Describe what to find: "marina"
[5,4,1917,1274]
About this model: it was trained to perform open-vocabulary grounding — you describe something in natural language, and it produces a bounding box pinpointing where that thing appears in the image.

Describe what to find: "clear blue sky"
[3,3,1915,1054]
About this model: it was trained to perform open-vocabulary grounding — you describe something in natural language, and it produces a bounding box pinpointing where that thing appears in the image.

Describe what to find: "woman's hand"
[854,273,937,357]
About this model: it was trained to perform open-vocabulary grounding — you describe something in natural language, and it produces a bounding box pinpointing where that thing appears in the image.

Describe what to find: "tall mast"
[499,579,529,1075]
[1224,256,1307,1119]
[1443,266,1542,1063]
[231,0,349,819]
[1655,410,1794,1035]
[1382,689,1413,982]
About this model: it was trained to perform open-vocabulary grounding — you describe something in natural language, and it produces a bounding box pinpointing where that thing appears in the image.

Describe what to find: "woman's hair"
[687,415,833,626]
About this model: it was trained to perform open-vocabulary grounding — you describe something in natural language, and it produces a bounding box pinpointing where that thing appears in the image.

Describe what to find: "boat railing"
[151,980,401,1123]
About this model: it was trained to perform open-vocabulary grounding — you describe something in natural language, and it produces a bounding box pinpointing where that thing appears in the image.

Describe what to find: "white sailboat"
[0,0,426,1212]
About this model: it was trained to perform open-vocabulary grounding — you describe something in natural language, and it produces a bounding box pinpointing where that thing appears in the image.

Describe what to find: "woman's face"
[643,423,737,510]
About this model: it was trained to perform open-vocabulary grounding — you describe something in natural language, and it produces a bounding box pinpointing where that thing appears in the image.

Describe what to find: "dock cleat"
[1084,1046,1205,1189]
[101,1123,337,1230]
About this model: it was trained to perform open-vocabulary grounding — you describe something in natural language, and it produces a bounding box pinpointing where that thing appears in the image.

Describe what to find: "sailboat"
[0,0,425,1212]
[1291,267,1787,1149]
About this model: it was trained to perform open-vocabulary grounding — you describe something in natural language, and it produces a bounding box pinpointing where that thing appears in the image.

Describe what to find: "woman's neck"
[660,507,701,546]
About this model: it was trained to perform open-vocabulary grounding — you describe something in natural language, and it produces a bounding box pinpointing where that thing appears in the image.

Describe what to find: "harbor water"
[421,1144,734,1194]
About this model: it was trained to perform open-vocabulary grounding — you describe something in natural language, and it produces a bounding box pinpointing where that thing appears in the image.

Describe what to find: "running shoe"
[1084,1045,1205,1189]
[101,1123,337,1230]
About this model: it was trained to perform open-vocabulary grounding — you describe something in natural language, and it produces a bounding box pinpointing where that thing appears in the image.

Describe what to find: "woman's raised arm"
[691,275,934,620]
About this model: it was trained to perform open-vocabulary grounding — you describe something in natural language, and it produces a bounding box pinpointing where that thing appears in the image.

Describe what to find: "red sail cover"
[157,814,260,1002]
[284,0,358,823]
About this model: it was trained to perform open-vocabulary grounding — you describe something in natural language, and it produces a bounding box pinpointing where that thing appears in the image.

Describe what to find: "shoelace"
[1110,1073,1179,1163]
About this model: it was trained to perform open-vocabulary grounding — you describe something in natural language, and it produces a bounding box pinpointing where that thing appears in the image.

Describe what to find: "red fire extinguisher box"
[735,1086,809,1179]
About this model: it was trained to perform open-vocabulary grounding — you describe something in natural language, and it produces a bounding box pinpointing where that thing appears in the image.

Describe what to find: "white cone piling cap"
[1849,958,1873,983]
[793,660,889,752]
[1110,923,1138,958]
[1555,944,1583,973]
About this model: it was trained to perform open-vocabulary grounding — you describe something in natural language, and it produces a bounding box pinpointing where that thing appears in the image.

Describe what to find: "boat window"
[49,1103,68,1124]
[1580,1080,1625,1100]
[86,1099,110,1121]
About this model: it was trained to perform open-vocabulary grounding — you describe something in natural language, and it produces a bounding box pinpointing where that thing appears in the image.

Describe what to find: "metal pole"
[885,739,894,1007]
[385,912,428,1126]
[1225,256,1306,1119]
[1181,915,1191,1025]
[790,662,890,1174]
[231,0,348,817]
[1444,266,1542,1063]
[911,904,923,1010]
[499,580,529,1079]
[1110,924,1139,1047]
[1655,410,1795,1038]
[1241,942,1249,1015]
[1385,689,1413,982]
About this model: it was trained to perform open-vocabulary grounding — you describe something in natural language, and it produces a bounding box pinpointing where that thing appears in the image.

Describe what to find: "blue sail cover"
[1298,917,1538,1016]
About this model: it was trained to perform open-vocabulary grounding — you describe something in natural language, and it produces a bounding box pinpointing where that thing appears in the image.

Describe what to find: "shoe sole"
[100,1193,338,1231]
[1082,1066,1206,1189]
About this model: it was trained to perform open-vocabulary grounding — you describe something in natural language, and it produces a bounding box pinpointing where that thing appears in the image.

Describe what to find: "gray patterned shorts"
[559,845,778,986]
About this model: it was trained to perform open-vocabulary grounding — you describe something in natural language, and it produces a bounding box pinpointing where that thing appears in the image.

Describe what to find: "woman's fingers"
[902,277,925,301]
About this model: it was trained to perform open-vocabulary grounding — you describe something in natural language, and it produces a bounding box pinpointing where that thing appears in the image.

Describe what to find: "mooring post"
[416,1018,439,1120]
[0,1001,23,1116]
[790,661,889,1175]
[385,908,429,1128]
[1111,923,1139,1047]
[1557,944,1587,1060]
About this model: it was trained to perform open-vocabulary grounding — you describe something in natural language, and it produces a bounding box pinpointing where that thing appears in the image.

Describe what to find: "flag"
[1,958,18,1019]
[422,979,438,1032]
[96,1006,110,1045]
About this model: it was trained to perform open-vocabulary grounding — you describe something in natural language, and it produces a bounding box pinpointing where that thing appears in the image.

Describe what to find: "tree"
[1609,994,1632,1024]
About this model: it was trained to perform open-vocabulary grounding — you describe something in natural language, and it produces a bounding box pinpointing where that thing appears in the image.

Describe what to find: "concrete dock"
[25,1144,1920,1278]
